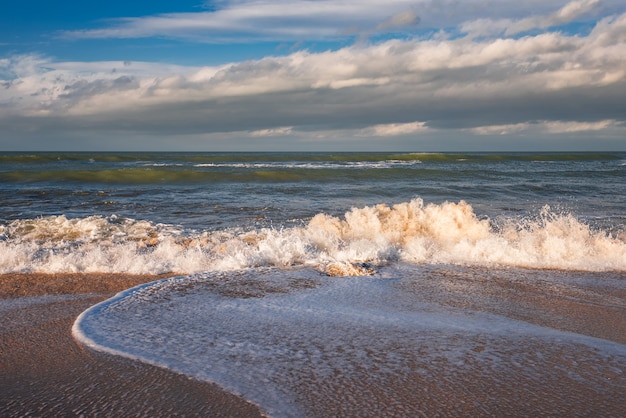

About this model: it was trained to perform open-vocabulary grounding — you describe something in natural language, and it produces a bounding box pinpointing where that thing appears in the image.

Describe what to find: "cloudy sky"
[1,0,625,151]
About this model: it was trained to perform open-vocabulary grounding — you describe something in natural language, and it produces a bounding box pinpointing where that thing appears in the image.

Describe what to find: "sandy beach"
[0,273,264,418]
[2,269,626,417]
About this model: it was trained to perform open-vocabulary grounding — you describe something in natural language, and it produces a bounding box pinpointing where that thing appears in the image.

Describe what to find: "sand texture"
[2,269,626,417]
[0,273,263,418]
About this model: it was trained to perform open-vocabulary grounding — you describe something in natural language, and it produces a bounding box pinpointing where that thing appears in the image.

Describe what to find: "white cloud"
[2,6,626,149]
[469,123,531,136]
[250,126,293,136]
[0,56,205,116]
[506,0,601,35]
[58,0,625,43]
[376,9,420,31]
[6,11,626,111]
[362,122,428,136]
[61,0,422,42]
[469,120,620,135]
[461,0,602,38]
[543,119,618,133]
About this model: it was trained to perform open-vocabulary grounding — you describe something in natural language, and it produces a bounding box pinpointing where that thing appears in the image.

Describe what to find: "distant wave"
[0,166,453,184]
[1,151,623,164]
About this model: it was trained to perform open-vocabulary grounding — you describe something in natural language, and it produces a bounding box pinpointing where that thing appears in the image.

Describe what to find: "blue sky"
[1,0,625,151]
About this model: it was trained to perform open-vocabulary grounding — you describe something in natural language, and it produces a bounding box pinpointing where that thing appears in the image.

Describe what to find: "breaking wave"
[1,199,624,274]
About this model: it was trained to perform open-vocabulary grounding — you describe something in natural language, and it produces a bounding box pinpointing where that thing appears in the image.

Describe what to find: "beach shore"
[0,273,264,418]
[2,269,626,417]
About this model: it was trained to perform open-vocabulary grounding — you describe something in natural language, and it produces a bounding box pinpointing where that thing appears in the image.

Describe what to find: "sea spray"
[1,198,624,274]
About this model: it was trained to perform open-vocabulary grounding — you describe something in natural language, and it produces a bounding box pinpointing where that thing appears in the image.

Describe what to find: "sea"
[2,151,626,416]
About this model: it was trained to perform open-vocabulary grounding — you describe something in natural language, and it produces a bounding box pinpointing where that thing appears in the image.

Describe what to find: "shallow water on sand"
[75,265,626,417]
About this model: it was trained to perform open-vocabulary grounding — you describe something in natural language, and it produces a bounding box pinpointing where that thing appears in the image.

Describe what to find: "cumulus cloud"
[2,3,626,149]
[0,57,201,116]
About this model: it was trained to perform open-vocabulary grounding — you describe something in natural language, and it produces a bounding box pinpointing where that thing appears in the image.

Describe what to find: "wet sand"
[2,269,626,417]
[0,273,264,418]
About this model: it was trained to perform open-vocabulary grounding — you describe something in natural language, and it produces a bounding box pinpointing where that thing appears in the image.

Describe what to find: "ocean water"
[3,152,626,415]
[1,151,625,274]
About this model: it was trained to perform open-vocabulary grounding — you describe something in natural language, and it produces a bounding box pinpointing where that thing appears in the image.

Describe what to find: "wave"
[1,151,623,165]
[0,153,162,164]
[2,152,623,185]
[0,168,224,184]
[0,166,451,184]
[1,199,624,274]
[192,160,422,169]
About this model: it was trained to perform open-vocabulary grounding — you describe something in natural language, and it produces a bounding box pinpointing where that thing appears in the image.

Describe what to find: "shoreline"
[2,269,626,416]
[0,273,264,417]
[0,272,179,300]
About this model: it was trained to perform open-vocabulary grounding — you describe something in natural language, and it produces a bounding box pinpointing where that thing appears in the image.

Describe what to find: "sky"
[1,0,625,151]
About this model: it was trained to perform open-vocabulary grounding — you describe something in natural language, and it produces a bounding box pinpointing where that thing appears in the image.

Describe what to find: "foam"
[73,268,626,417]
[1,199,625,274]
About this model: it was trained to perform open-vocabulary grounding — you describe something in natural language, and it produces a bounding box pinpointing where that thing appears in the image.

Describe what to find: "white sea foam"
[192,160,421,169]
[1,199,625,274]
[73,268,626,417]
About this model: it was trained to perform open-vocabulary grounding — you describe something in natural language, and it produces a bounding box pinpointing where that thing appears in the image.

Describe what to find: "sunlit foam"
[322,262,376,277]
[1,199,624,274]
